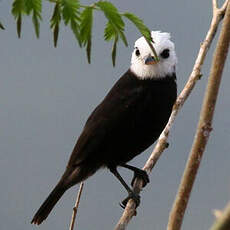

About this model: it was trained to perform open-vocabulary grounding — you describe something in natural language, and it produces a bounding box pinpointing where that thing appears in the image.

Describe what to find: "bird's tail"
[31,181,67,225]
[31,165,94,225]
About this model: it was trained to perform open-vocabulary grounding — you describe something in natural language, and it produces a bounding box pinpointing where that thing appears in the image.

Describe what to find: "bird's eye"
[160,49,170,59]
[135,49,140,56]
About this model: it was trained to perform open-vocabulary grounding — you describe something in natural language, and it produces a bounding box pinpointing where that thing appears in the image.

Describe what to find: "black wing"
[67,70,144,167]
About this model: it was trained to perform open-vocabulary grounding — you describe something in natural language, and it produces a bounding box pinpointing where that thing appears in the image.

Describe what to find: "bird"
[31,31,177,225]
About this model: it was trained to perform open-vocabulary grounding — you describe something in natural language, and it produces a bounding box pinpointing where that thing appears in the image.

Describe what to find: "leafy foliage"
[12,0,25,37]
[11,0,42,38]
[28,0,42,38]
[61,0,81,45]
[80,7,93,63]
[11,0,41,37]
[96,1,129,66]
[62,0,80,24]
[122,13,151,42]
[50,2,61,47]
[9,0,156,66]
[97,1,127,46]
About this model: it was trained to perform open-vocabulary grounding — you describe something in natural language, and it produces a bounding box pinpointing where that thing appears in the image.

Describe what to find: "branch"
[167,1,230,230]
[212,0,218,11]
[210,203,230,230]
[114,1,229,229]
[69,182,84,230]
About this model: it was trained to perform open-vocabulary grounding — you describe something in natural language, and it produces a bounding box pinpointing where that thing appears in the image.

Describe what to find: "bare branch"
[213,209,223,219]
[221,0,230,13]
[69,182,84,230]
[114,1,229,229]
[210,203,230,230]
[167,1,230,230]
[213,0,218,11]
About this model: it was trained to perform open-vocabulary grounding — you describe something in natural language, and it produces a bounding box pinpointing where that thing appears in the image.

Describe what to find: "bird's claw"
[131,169,150,187]
[119,192,140,209]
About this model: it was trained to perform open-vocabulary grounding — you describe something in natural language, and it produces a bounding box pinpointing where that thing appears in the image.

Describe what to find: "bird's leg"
[109,166,140,209]
[119,163,150,187]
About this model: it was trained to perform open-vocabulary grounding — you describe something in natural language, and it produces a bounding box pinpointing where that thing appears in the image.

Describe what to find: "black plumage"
[31,29,178,224]
[31,69,177,225]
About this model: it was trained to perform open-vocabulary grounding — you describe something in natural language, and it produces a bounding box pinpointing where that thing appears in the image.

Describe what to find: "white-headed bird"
[31,31,177,225]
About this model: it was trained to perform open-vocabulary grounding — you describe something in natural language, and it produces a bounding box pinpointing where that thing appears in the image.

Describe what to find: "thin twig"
[69,182,84,230]
[210,203,230,230]
[213,209,223,220]
[213,0,218,11]
[167,1,230,230]
[221,0,229,12]
[113,1,229,229]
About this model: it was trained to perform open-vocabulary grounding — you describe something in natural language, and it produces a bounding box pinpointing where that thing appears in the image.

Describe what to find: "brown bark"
[114,1,229,229]
[167,1,230,230]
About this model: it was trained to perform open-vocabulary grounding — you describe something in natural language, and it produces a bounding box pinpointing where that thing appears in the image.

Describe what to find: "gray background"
[1,0,230,229]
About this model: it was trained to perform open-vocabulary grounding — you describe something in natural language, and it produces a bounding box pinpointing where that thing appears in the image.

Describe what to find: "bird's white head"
[130,31,177,79]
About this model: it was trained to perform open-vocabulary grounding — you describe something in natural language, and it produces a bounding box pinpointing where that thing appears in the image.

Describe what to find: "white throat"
[130,61,176,79]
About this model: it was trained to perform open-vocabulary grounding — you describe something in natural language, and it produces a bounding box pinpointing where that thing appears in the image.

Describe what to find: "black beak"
[144,55,156,65]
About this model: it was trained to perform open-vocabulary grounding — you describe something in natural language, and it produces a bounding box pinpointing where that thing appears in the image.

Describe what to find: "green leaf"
[111,35,118,67]
[96,1,124,30]
[24,0,42,15]
[12,0,42,38]
[50,3,61,47]
[123,13,151,41]
[61,0,80,25]
[80,7,93,63]
[97,1,127,46]
[12,0,26,37]
[104,21,116,41]
[104,22,118,66]
[80,7,93,45]
[32,11,40,38]
[0,21,5,30]
[50,3,61,28]
[86,37,91,64]
[123,12,158,60]
[17,14,22,38]
[24,0,42,19]
[71,20,81,47]
[12,0,25,18]
[29,0,42,38]
[61,0,81,45]
[53,24,59,47]
[118,30,128,46]
[24,0,33,14]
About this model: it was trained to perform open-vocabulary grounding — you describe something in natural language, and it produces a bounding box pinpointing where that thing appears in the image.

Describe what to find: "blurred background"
[1,0,230,229]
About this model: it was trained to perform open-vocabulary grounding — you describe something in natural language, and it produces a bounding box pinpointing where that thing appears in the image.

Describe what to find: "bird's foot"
[131,169,150,188]
[120,191,140,209]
